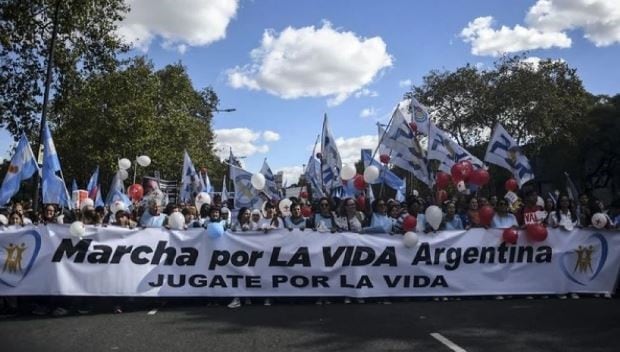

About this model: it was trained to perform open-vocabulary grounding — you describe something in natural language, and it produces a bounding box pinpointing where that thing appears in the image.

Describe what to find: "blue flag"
[105,170,131,207]
[260,159,279,200]
[361,149,405,191]
[180,150,204,203]
[0,133,40,205]
[304,136,324,199]
[484,123,534,187]
[86,166,99,199]
[230,164,263,209]
[321,114,342,195]
[41,123,71,208]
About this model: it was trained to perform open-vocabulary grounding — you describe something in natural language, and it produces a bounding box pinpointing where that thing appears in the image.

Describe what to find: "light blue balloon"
[206,222,225,238]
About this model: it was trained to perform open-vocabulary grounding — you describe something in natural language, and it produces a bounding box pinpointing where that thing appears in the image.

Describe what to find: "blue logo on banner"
[0,228,42,287]
[560,233,608,286]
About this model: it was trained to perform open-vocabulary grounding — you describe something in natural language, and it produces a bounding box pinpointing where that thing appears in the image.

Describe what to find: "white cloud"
[354,88,379,98]
[360,107,378,118]
[227,21,393,106]
[460,16,571,56]
[118,0,238,53]
[526,0,620,46]
[335,135,378,164]
[520,56,565,70]
[262,130,280,142]
[398,79,412,88]
[276,166,304,185]
[214,128,269,160]
[461,1,620,56]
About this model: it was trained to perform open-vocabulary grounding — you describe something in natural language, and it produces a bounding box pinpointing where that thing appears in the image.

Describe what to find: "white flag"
[427,123,483,173]
[484,123,534,187]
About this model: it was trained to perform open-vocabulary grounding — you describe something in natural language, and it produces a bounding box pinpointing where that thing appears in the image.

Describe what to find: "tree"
[49,57,225,190]
[0,0,129,138]
[406,55,593,151]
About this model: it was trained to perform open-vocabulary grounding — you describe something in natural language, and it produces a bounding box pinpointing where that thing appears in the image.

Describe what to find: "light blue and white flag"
[260,159,279,200]
[361,149,405,192]
[41,123,71,208]
[221,175,229,203]
[105,171,131,207]
[94,185,104,208]
[394,98,431,136]
[427,123,483,173]
[86,166,99,200]
[180,150,204,203]
[0,133,39,205]
[203,170,213,194]
[230,164,263,209]
[321,114,342,195]
[395,179,406,202]
[305,141,325,199]
[484,123,534,187]
[378,111,432,187]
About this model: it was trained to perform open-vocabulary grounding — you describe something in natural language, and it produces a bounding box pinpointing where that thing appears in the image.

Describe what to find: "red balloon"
[436,171,451,190]
[470,169,490,186]
[128,184,144,201]
[479,205,495,226]
[301,205,313,218]
[505,178,518,192]
[526,224,548,242]
[409,122,418,133]
[356,195,366,210]
[379,154,391,164]
[402,215,417,232]
[450,163,466,183]
[300,191,308,199]
[353,174,366,190]
[502,228,518,244]
[461,161,473,178]
[436,189,448,203]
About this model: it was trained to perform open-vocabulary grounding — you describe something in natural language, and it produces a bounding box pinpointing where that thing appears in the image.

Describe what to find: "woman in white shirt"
[549,195,577,230]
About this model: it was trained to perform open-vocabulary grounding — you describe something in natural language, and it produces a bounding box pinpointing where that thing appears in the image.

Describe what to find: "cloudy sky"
[2,0,619,184]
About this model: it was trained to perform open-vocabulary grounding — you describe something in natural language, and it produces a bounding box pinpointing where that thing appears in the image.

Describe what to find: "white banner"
[1,225,619,297]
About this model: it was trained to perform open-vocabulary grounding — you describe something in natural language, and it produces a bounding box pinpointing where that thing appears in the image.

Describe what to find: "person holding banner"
[284,202,307,230]
[39,204,58,224]
[491,199,518,229]
[442,201,464,230]
[232,207,252,232]
[257,202,283,231]
[368,199,394,233]
[467,197,483,228]
[309,197,338,233]
[548,195,577,230]
[12,202,32,225]
[517,190,545,226]
[140,198,167,228]
[336,198,365,233]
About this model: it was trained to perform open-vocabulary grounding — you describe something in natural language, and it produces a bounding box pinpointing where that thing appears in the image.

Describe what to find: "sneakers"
[344,297,351,304]
[51,307,69,317]
[113,305,123,314]
[263,298,272,306]
[604,293,612,299]
[381,299,392,305]
[570,293,580,300]
[227,297,241,309]
[356,298,365,304]
[558,294,568,299]
[244,298,252,305]
[495,296,504,300]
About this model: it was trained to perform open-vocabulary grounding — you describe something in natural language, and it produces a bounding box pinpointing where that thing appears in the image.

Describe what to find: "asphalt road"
[1,296,619,352]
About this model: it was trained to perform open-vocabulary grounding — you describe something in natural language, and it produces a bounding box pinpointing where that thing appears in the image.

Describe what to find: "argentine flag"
[41,123,72,208]
[0,133,39,205]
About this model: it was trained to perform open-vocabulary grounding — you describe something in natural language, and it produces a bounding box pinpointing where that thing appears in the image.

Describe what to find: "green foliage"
[407,54,592,151]
[50,57,224,189]
[0,0,129,138]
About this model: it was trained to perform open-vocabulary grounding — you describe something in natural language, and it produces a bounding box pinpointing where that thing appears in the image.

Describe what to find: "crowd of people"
[1,184,620,316]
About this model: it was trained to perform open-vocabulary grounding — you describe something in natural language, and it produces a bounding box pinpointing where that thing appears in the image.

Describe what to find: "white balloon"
[340,164,357,181]
[456,180,467,193]
[251,173,266,190]
[118,169,129,181]
[137,155,151,167]
[363,165,380,183]
[403,231,419,248]
[425,205,443,231]
[168,212,185,230]
[110,200,126,214]
[80,198,94,210]
[69,221,85,238]
[592,213,608,229]
[0,214,7,226]
[118,158,131,170]
[195,192,211,211]
[279,198,292,216]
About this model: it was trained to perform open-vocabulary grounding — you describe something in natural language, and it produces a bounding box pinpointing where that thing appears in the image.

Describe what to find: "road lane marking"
[430,333,467,352]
